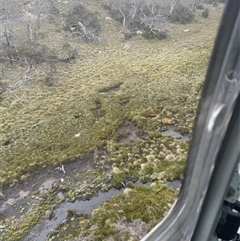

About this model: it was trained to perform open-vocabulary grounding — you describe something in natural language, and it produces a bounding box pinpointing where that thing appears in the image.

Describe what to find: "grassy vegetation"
[46,182,177,241]
[0,1,224,240]
[0,2,222,186]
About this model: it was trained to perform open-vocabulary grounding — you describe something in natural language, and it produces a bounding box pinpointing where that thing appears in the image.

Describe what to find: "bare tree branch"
[169,0,181,15]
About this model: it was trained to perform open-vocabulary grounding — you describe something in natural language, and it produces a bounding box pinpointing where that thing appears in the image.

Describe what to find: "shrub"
[65,4,101,41]
[105,1,169,40]
[202,8,209,18]
[44,74,54,86]
[169,4,194,24]
[142,27,167,40]
[17,41,58,65]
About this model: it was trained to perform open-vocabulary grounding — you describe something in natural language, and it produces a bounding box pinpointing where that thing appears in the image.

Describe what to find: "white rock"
[123,42,131,50]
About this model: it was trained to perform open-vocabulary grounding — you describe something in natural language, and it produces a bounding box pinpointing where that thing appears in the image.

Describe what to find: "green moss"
[90,182,177,240]
[112,171,126,189]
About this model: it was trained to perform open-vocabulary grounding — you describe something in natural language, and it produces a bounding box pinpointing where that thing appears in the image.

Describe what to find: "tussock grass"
[0,2,223,189]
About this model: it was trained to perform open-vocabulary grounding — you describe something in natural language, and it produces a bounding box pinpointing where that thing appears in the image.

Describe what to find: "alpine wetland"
[0,0,224,240]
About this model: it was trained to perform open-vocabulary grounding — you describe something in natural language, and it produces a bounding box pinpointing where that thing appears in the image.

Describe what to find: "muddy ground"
[0,125,182,241]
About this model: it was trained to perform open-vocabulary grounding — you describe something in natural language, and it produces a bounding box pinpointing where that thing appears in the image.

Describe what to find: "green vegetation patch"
[47,181,177,241]
[91,183,177,240]
[0,2,223,189]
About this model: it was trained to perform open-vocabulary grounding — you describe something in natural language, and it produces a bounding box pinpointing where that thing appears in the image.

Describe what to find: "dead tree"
[107,0,170,38]
[139,2,170,39]
[0,20,15,66]
[169,0,181,15]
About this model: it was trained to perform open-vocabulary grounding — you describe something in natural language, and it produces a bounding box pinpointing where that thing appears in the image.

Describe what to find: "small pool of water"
[161,125,190,142]
[23,189,122,241]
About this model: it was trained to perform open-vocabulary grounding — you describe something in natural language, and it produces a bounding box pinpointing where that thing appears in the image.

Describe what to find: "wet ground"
[0,154,94,219]
[160,125,190,142]
[0,123,185,241]
[117,120,140,145]
[23,189,123,241]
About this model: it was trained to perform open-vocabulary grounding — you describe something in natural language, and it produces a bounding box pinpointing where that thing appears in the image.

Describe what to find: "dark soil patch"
[117,121,140,145]
[99,83,122,93]
[119,96,130,106]
[91,99,105,120]
[23,189,123,241]
[0,154,94,219]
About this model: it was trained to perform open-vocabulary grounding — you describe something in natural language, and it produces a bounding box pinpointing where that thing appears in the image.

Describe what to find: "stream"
[1,124,185,241]
[23,189,122,241]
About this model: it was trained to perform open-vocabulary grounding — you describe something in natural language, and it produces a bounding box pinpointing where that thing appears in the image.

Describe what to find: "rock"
[184,29,190,32]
